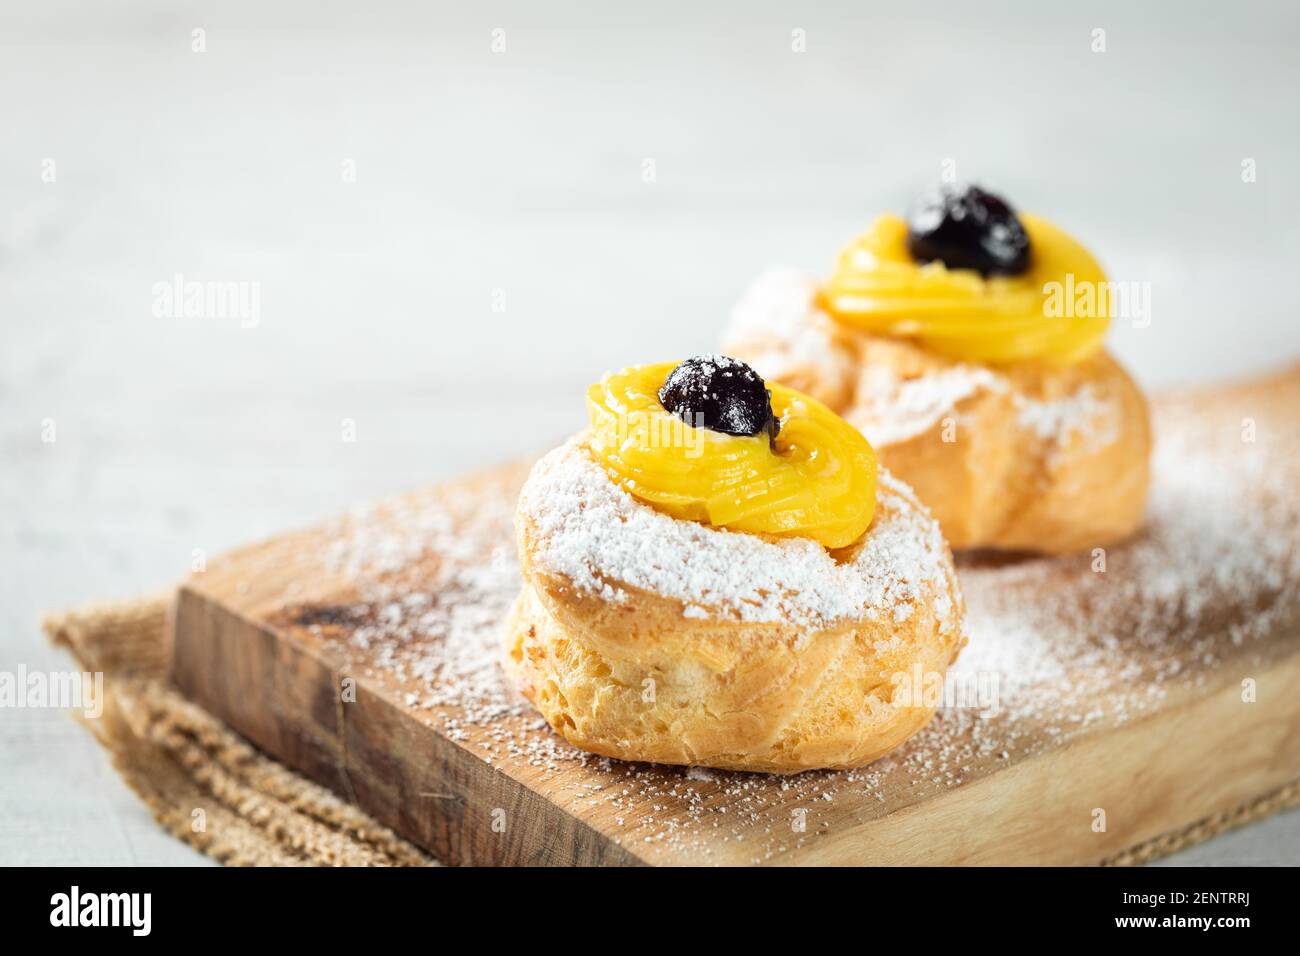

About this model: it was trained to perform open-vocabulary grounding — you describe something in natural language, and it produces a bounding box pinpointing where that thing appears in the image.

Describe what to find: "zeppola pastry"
[722,184,1152,553]
[505,356,965,773]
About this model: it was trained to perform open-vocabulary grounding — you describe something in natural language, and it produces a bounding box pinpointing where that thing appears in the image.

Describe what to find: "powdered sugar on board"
[276,383,1299,863]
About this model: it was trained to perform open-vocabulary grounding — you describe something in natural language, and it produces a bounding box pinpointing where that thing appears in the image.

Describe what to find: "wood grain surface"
[171,366,1300,865]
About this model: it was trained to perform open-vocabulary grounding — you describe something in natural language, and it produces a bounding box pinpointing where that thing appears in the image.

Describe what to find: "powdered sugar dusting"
[722,268,853,388]
[922,397,1300,763]
[851,360,1120,453]
[519,438,957,632]
[311,483,526,730]
[725,268,826,346]
[1014,385,1118,450]
[852,363,1005,445]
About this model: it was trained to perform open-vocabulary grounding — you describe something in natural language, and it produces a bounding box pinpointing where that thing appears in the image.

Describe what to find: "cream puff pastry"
[505,357,965,774]
[722,186,1152,554]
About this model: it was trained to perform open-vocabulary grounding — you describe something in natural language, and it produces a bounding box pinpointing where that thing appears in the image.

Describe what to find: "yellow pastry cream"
[586,357,877,549]
[819,185,1111,365]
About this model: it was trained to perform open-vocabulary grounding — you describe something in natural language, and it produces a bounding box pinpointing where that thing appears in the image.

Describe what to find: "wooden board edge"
[170,584,647,866]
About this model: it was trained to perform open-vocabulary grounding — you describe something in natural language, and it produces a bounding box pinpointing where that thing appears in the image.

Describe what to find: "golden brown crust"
[724,273,1152,554]
[843,338,1151,553]
[505,445,966,774]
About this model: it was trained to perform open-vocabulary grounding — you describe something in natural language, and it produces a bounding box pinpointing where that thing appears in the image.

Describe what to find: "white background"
[1,0,1297,864]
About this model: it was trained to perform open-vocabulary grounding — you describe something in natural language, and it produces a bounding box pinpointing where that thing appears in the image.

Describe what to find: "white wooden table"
[2,0,1297,865]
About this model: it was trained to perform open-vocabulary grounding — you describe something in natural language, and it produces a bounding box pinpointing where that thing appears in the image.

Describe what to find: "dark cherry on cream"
[658,355,778,440]
[906,183,1032,277]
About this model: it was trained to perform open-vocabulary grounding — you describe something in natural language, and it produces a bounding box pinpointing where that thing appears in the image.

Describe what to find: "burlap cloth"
[43,593,1300,867]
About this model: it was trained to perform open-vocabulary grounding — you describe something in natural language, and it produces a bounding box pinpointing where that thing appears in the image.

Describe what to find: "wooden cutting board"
[170,365,1300,865]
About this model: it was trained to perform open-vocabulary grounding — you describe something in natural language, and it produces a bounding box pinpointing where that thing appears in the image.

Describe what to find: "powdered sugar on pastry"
[726,268,824,346]
[851,364,1005,445]
[854,367,1120,453]
[1014,385,1118,451]
[722,269,854,396]
[519,437,957,633]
